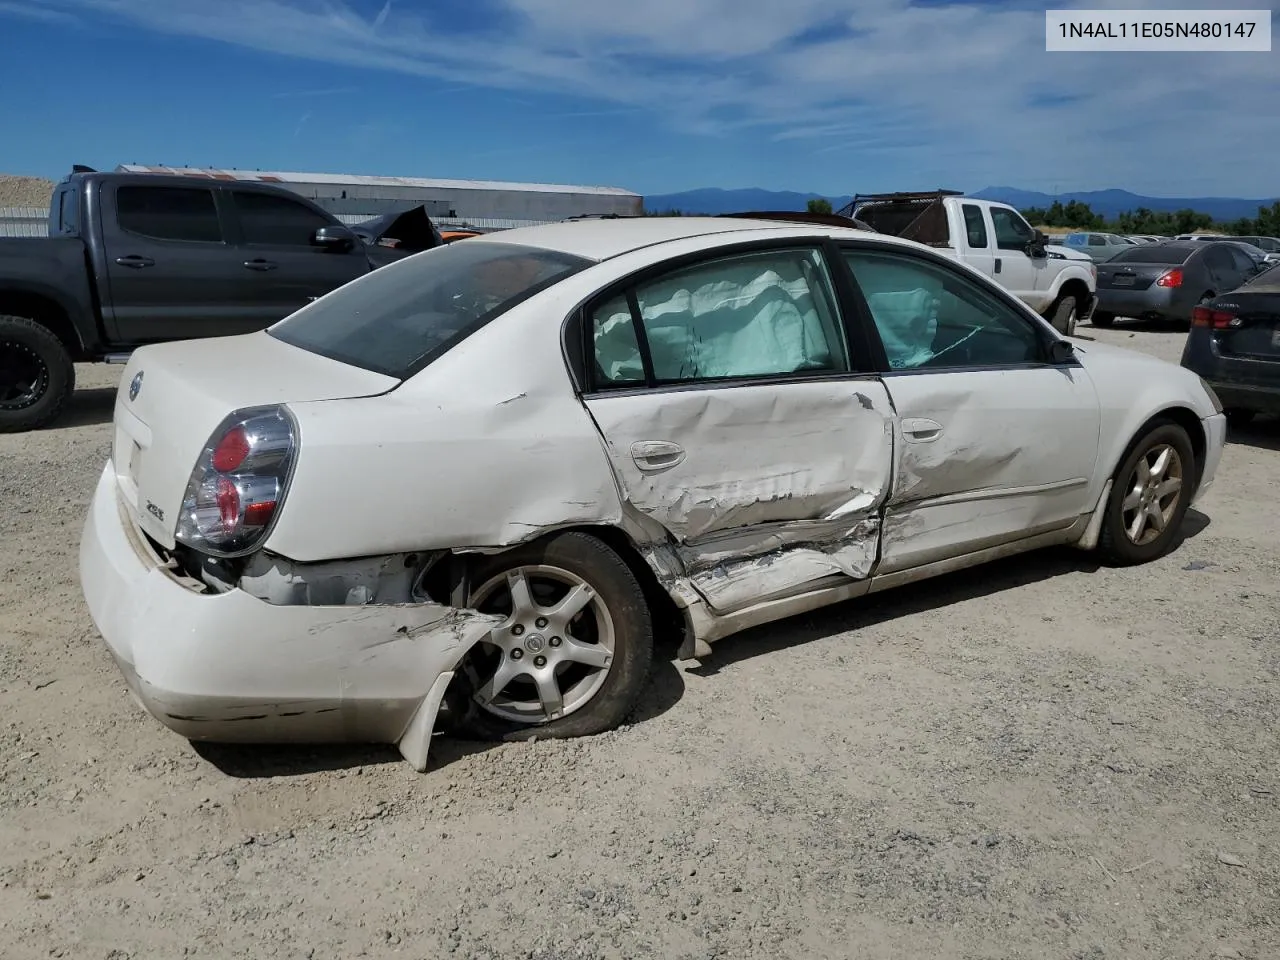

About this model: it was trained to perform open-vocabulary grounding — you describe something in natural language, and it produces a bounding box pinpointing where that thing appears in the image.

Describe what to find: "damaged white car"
[79,217,1227,770]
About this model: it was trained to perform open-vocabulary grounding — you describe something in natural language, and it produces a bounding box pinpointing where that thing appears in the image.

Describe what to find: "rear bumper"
[78,463,497,746]
[1181,335,1280,414]
[1095,286,1189,319]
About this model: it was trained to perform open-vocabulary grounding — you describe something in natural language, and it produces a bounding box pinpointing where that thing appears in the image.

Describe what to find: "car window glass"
[116,185,222,243]
[842,248,1042,371]
[57,189,78,235]
[269,241,589,378]
[989,207,1034,251]
[962,204,989,249]
[611,247,849,383]
[1204,247,1232,272]
[1088,235,1105,246]
[1225,247,1255,271]
[591,293,646,387]
[233,191,333,246]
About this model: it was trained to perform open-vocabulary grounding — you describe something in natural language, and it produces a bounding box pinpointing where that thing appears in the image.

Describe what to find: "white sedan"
[79,217,1227,770]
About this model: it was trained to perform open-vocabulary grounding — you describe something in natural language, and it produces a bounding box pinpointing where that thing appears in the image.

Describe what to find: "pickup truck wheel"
[1048,293,1080,335]
[0,316,75,433]
[444,532,654,743]
[1090,310,1116,328]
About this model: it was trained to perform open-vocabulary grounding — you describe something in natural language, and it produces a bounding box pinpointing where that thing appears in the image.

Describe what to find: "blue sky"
[1,0,1277,198]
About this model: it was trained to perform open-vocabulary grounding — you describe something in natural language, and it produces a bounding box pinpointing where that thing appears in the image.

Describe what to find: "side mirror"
[1048,339,1076,364]
[312,225,357,251]
[1028,230,1049,259]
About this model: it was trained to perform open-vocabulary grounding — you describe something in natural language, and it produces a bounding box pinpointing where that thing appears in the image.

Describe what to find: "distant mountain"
[643,187,853,215]
[973,186,1279,221]
[642,185,1280,222]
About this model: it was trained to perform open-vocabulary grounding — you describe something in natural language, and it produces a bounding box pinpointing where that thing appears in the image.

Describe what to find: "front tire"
[0,315,75,433]
[1098,420,1196,566]
[446,532,653,742]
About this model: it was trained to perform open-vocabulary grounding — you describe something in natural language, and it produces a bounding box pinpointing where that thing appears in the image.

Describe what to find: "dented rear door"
[580,243,895,615]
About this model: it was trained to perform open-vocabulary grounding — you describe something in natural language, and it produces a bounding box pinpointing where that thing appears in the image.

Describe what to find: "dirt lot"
[1,323,1277,960]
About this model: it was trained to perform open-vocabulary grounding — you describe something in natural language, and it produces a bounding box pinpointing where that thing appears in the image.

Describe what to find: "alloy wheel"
[1120,442,1184,546]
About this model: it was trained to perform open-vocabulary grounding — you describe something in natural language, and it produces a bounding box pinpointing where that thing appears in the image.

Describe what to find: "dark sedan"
[1180,263,1280,423]
[1091,241,1263,327]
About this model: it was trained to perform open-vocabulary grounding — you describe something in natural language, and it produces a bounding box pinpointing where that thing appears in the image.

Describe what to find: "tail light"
[1191,307,1241,329]
[1155,269,1183,288]
[175,405,298,558]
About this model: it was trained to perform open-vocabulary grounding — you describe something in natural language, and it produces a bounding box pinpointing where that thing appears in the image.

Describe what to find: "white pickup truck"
[839,191,1097,335]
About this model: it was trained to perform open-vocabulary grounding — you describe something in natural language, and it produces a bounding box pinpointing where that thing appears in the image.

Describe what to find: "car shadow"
[1227,416,1280,452]
[687,518,1211,678]
[47,387,116,429]
[190,657,686,778]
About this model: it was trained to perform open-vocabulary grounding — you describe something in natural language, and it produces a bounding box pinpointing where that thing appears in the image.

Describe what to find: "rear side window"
[589,247,850,387]
[962,204,989,249]
[116,185,222,243]
[233,190,333,246]
[1110,246,1192,265]
[55,188,79,236]
[1204,247,1233,272]
[1087,235,1105,246]
[269,240,590,379]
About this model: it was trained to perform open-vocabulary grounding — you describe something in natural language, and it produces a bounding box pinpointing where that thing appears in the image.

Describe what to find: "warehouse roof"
[114,165,640,198]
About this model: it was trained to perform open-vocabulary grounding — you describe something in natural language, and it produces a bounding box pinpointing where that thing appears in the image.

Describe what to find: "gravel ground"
[0,174,55,208]
[1,323,1277,960]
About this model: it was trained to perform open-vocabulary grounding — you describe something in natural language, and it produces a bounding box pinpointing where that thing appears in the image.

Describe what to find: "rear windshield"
[268,241,591,378]
[1108,245,1193,265]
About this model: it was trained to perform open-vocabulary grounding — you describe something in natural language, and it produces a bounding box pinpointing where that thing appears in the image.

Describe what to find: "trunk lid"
[111,331,399,549]
[1212,287,1280,360]
[1096,262,1177,291]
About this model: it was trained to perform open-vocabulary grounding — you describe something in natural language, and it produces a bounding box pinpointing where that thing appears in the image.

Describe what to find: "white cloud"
[23,0,1280,194]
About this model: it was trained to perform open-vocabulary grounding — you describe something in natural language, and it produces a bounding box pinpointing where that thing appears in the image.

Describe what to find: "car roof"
[466,216,871,262]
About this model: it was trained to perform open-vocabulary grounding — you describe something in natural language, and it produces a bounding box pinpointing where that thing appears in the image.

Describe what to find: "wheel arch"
[1103,404,1207,499]
[0,289,87,360]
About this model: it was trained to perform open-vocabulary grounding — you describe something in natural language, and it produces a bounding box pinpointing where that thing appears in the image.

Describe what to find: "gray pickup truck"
[0,169,443,432]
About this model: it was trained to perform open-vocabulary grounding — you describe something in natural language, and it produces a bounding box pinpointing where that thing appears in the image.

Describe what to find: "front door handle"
[902,418,943,443]
[115,255,155,269]
[243,259,279,271]
[631,440,685,472]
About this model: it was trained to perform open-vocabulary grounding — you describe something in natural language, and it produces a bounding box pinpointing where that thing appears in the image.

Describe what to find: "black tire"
[445,531,653,743]
[1225,408,1256,426]
[1097,420,1197,567]
[1048,293,1080,336]
[1090,311,1116,328]
[0,315,75,433]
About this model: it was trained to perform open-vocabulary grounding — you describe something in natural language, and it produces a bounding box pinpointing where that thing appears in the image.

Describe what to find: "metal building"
[113,165,643,230]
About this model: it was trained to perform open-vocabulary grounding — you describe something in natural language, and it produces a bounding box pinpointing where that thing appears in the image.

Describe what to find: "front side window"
[116,185,222,243]
[842,248,1043,371]
[233,191,334,247]
[989,207,1034,251]
[589,247,850,387]
[269,240,590,378]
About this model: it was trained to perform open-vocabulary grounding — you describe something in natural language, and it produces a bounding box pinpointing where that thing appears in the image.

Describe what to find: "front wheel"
[1098,421,1197,566]
[446,532,654,742]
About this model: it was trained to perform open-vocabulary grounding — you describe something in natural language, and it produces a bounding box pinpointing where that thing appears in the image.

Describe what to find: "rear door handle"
[994,258,1002,274]
[631,440,685,471]
[243,259,279,271]
[114,255,155,269]
[902,418,943,443]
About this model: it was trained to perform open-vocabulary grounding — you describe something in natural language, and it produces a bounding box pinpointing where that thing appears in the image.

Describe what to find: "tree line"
[1019,198,1280,237]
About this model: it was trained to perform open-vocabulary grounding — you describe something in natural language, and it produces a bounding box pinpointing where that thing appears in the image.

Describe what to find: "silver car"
[1060,232,1138,263]
[1092,241,1263,327]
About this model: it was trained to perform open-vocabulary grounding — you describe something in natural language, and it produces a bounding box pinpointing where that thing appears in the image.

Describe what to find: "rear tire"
[0,315,75,433]
[1090,311,1116,328]
[1048,293,1080,336]
[1097,420,1196,566]
[445,532,654,743]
